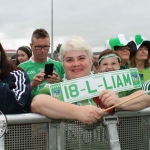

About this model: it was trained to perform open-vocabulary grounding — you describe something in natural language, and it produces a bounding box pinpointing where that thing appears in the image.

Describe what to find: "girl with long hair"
[0,43,31,114]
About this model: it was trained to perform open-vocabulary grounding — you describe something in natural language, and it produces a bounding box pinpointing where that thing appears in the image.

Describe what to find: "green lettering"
[117,75,124,87]
[64,86,69,99]
[86,81,97,93]
[123,74,131,86]
[103,78,113,90]
[111,76,116,88]
[68,84,79,98]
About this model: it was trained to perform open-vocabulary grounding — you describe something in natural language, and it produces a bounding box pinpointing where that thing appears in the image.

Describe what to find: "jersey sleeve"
[142,80,150,95]
[0,70,31,114]
[37,86,51,95]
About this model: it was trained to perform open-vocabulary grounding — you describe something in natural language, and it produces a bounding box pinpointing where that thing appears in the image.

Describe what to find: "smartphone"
[44,63,54,78]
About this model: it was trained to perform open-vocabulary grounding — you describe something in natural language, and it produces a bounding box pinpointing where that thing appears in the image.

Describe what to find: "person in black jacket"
[0,43,31,114]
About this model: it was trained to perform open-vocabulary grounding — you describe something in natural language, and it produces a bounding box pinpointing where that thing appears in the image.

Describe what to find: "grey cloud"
[1,0,150,52]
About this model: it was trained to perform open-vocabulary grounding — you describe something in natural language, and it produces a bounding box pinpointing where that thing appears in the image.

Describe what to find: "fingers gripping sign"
[93,90,118,115]
[100,90,119,108]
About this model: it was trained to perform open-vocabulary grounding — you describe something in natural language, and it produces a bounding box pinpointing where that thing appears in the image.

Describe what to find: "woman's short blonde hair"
[60,36,93,62]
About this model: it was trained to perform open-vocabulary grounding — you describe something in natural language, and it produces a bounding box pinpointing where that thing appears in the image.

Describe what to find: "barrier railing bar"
[1,107,150,150]
[5,107,150,125]
[110,107,150,117]
[6,113,51,124]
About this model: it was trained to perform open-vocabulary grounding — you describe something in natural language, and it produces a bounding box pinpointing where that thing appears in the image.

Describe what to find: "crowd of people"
[1,28,150,124]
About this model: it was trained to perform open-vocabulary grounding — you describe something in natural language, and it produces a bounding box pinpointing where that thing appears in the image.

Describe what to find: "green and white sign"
[49,68,142,103]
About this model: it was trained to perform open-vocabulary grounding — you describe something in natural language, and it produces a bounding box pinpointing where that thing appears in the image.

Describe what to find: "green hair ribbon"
[98,54,121,64]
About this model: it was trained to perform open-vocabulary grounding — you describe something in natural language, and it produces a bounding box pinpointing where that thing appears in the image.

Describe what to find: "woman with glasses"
[0,43,31,114]
[106,34,136,69]
[130,34,150,84]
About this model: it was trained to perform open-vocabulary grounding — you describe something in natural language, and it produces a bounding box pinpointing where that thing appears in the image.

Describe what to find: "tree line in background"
[53,43,62,59]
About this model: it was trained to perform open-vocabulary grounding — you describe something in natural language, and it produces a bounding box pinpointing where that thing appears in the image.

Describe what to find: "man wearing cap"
[106,34,136,69]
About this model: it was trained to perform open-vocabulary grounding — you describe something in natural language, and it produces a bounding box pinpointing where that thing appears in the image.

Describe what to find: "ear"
[91,63,93,68]
[30,43,33,49]
[90,58,93,67]
[98,65,101,71]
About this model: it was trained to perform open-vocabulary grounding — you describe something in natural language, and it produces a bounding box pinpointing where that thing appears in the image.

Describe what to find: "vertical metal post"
[57,121,66,150]
[50,0,53,58]
[103,116,121,150]
[0,135,5,150]
[49,119,63,150]
[49,121,57,150]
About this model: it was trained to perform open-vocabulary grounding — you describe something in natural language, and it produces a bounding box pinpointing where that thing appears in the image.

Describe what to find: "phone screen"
[44,63,54,78]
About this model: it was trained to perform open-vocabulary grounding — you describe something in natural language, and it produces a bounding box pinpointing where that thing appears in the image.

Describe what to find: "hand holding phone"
[44,63,54,78]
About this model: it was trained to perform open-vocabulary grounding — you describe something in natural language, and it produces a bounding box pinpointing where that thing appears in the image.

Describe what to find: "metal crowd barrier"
[0,107,150,150]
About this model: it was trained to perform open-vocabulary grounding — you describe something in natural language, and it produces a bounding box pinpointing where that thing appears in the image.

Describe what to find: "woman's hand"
[76,105,104,124]
[99,90,120,108]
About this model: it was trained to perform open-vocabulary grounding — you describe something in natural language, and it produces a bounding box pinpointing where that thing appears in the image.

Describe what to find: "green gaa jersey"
[19,58,64,98]
[120,62,129,70]
[138,67,150,83]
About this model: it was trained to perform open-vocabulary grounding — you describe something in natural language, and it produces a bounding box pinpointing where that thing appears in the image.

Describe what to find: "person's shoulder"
[146,67,150,71]
[118,88,141,97]
[7,70,29,82]
[19,59,33,67]
[48,58,63,66]
[48,58,61,63]
[139,67,150,72]
[10,70,28,77]
[142,79,150,91]
[10,70,23,74]
[143,79,150,84]
[37,85,51,95]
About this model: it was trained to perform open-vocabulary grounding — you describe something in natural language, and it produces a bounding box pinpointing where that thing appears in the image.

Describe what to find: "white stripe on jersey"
[10,70,26,102]
[143,80,150,91]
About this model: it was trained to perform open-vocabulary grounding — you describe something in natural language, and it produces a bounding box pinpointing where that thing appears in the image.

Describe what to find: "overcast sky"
[1,0,150,53]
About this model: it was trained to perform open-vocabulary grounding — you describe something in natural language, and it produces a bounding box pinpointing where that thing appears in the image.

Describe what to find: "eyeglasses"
[34,45,50,50]
[114,46,130,51]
